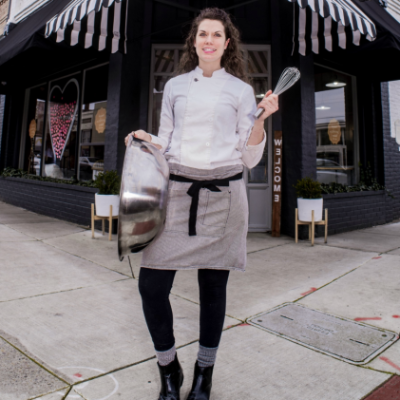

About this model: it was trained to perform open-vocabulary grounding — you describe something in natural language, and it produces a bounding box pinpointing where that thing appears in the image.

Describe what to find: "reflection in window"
[79,64,109,181]
[43,76,79,179]
[314,66,357,185]
[23,85,46,175]
[248,50,268,74]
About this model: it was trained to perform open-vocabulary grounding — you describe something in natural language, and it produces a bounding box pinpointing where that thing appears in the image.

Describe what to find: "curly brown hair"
[176,8,249,83]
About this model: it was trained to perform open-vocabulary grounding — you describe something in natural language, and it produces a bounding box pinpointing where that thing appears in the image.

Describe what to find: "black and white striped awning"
[289,0,377,55]
[45,0,128,54]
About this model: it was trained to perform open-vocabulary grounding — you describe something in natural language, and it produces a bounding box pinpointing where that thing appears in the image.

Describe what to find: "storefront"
[0,0,400,236]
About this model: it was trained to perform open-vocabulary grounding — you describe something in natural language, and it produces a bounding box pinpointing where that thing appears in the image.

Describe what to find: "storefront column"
[271,0,316,237]
[104,0,152,174]
[0,95,6,169]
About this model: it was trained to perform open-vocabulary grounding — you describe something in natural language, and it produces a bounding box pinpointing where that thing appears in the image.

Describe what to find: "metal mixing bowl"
[118,137,169,261]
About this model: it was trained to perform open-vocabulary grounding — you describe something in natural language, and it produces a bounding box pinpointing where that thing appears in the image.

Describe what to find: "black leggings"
[138,268,230,352]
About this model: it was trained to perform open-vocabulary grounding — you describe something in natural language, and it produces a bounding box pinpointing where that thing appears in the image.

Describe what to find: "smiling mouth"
[203,48,216,53]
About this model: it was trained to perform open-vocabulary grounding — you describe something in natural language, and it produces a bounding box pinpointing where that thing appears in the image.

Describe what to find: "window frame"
[314,63,360,185]
[18,82,49,174]
[242,44,272,188]
[19,62,110,180]
[77,62,109,180]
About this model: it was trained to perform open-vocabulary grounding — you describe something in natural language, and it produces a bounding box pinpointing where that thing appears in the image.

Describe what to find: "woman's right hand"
[125,129,151,146]
[125,130,161,149]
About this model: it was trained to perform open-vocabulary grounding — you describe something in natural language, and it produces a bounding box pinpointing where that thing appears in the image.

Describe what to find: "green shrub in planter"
[294,177,323,222]
[93,170,121,195]
[294,177,322,199]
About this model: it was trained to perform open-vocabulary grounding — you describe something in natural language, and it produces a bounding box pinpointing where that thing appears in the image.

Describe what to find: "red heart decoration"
[48,78,79,160]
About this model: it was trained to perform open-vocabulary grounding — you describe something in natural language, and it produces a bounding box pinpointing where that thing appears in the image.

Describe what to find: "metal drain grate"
[248,303,399,364]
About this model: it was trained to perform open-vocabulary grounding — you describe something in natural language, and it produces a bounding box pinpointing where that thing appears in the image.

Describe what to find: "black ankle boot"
[157,354,184,400]
[186,362,214,400]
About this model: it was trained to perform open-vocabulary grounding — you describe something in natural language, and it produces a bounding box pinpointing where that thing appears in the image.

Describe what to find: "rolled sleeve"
[237,85,267,169]
[242,129,266,169]
[148,79,174,153]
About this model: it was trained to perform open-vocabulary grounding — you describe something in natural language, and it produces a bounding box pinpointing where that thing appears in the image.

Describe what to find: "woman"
[125,7,278,400]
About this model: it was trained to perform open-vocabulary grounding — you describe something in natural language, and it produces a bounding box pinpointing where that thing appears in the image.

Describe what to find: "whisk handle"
[254,108,264,119]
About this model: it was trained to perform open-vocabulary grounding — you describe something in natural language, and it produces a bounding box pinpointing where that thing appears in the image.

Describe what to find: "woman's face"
[194,19,230,68]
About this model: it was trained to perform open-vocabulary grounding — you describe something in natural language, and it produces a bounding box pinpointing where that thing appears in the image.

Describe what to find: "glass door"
[148,44,272,232]
[244,45,272,232]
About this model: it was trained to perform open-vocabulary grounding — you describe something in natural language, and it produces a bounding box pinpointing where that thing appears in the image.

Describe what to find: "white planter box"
[297,198,323,222]
[95,194,120,217]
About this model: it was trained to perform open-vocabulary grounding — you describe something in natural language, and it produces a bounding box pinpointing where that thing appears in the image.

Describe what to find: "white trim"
[45,0,126,54]
[291,0,378,55]
[10,0,52,24]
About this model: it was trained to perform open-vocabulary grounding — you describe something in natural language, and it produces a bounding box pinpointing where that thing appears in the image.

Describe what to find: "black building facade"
[0,0,400,236]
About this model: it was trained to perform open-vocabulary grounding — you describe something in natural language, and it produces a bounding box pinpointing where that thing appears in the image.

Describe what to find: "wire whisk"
[254,67,301,119]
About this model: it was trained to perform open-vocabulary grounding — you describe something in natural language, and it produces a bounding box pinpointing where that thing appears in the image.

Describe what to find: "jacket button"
[194,78,198,82]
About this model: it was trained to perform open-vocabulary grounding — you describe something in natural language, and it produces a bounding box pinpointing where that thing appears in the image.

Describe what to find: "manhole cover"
[248,303,398,364]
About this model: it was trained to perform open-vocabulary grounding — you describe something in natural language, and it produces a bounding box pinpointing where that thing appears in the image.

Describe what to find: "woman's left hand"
[256,90,279,121]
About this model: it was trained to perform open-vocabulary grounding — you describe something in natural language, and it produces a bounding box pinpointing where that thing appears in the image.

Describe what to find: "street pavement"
[0,200,399,400]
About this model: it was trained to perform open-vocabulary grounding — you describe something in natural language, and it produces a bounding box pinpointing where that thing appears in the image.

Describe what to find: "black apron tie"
[169,173,243,236]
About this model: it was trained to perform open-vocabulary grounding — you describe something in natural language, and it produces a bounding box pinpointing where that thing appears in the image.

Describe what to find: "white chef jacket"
[149,66,266,170]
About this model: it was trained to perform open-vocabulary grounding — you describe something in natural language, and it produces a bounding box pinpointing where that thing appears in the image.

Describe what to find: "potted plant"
[94,170,121,217]
[294,177,323,222]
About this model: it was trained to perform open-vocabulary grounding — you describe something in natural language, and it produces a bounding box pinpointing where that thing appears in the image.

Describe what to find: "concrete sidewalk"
[0,200,399,400]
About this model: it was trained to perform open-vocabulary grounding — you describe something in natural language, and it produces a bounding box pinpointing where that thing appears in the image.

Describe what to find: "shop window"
[78,64,109,181]
[314,65,358,185]
[43,75,80,179]
[21,85,47,175]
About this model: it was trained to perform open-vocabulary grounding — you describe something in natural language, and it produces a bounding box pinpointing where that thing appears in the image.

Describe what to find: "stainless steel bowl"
[118,137,169,261]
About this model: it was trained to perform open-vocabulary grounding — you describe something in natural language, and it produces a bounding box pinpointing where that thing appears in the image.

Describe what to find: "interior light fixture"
[316,105,331,110]
[326,80,346,88]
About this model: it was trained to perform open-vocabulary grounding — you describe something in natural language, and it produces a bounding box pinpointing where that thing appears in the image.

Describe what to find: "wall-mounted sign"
[272,131,283,237]
[95,107,106,134]
[328,119,341,144]
[29,119,37,139]
[92,102,107,143]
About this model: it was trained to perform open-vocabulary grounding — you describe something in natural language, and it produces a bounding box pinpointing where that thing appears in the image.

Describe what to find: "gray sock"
[156,345,176,366]
[197,344,218,368]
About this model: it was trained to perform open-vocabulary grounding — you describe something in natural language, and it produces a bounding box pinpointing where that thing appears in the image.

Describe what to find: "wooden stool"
[295,208,328,246]
[91,204,118,241]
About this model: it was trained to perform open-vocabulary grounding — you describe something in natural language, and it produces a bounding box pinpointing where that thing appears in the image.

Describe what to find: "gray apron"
[140,163,248,272]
